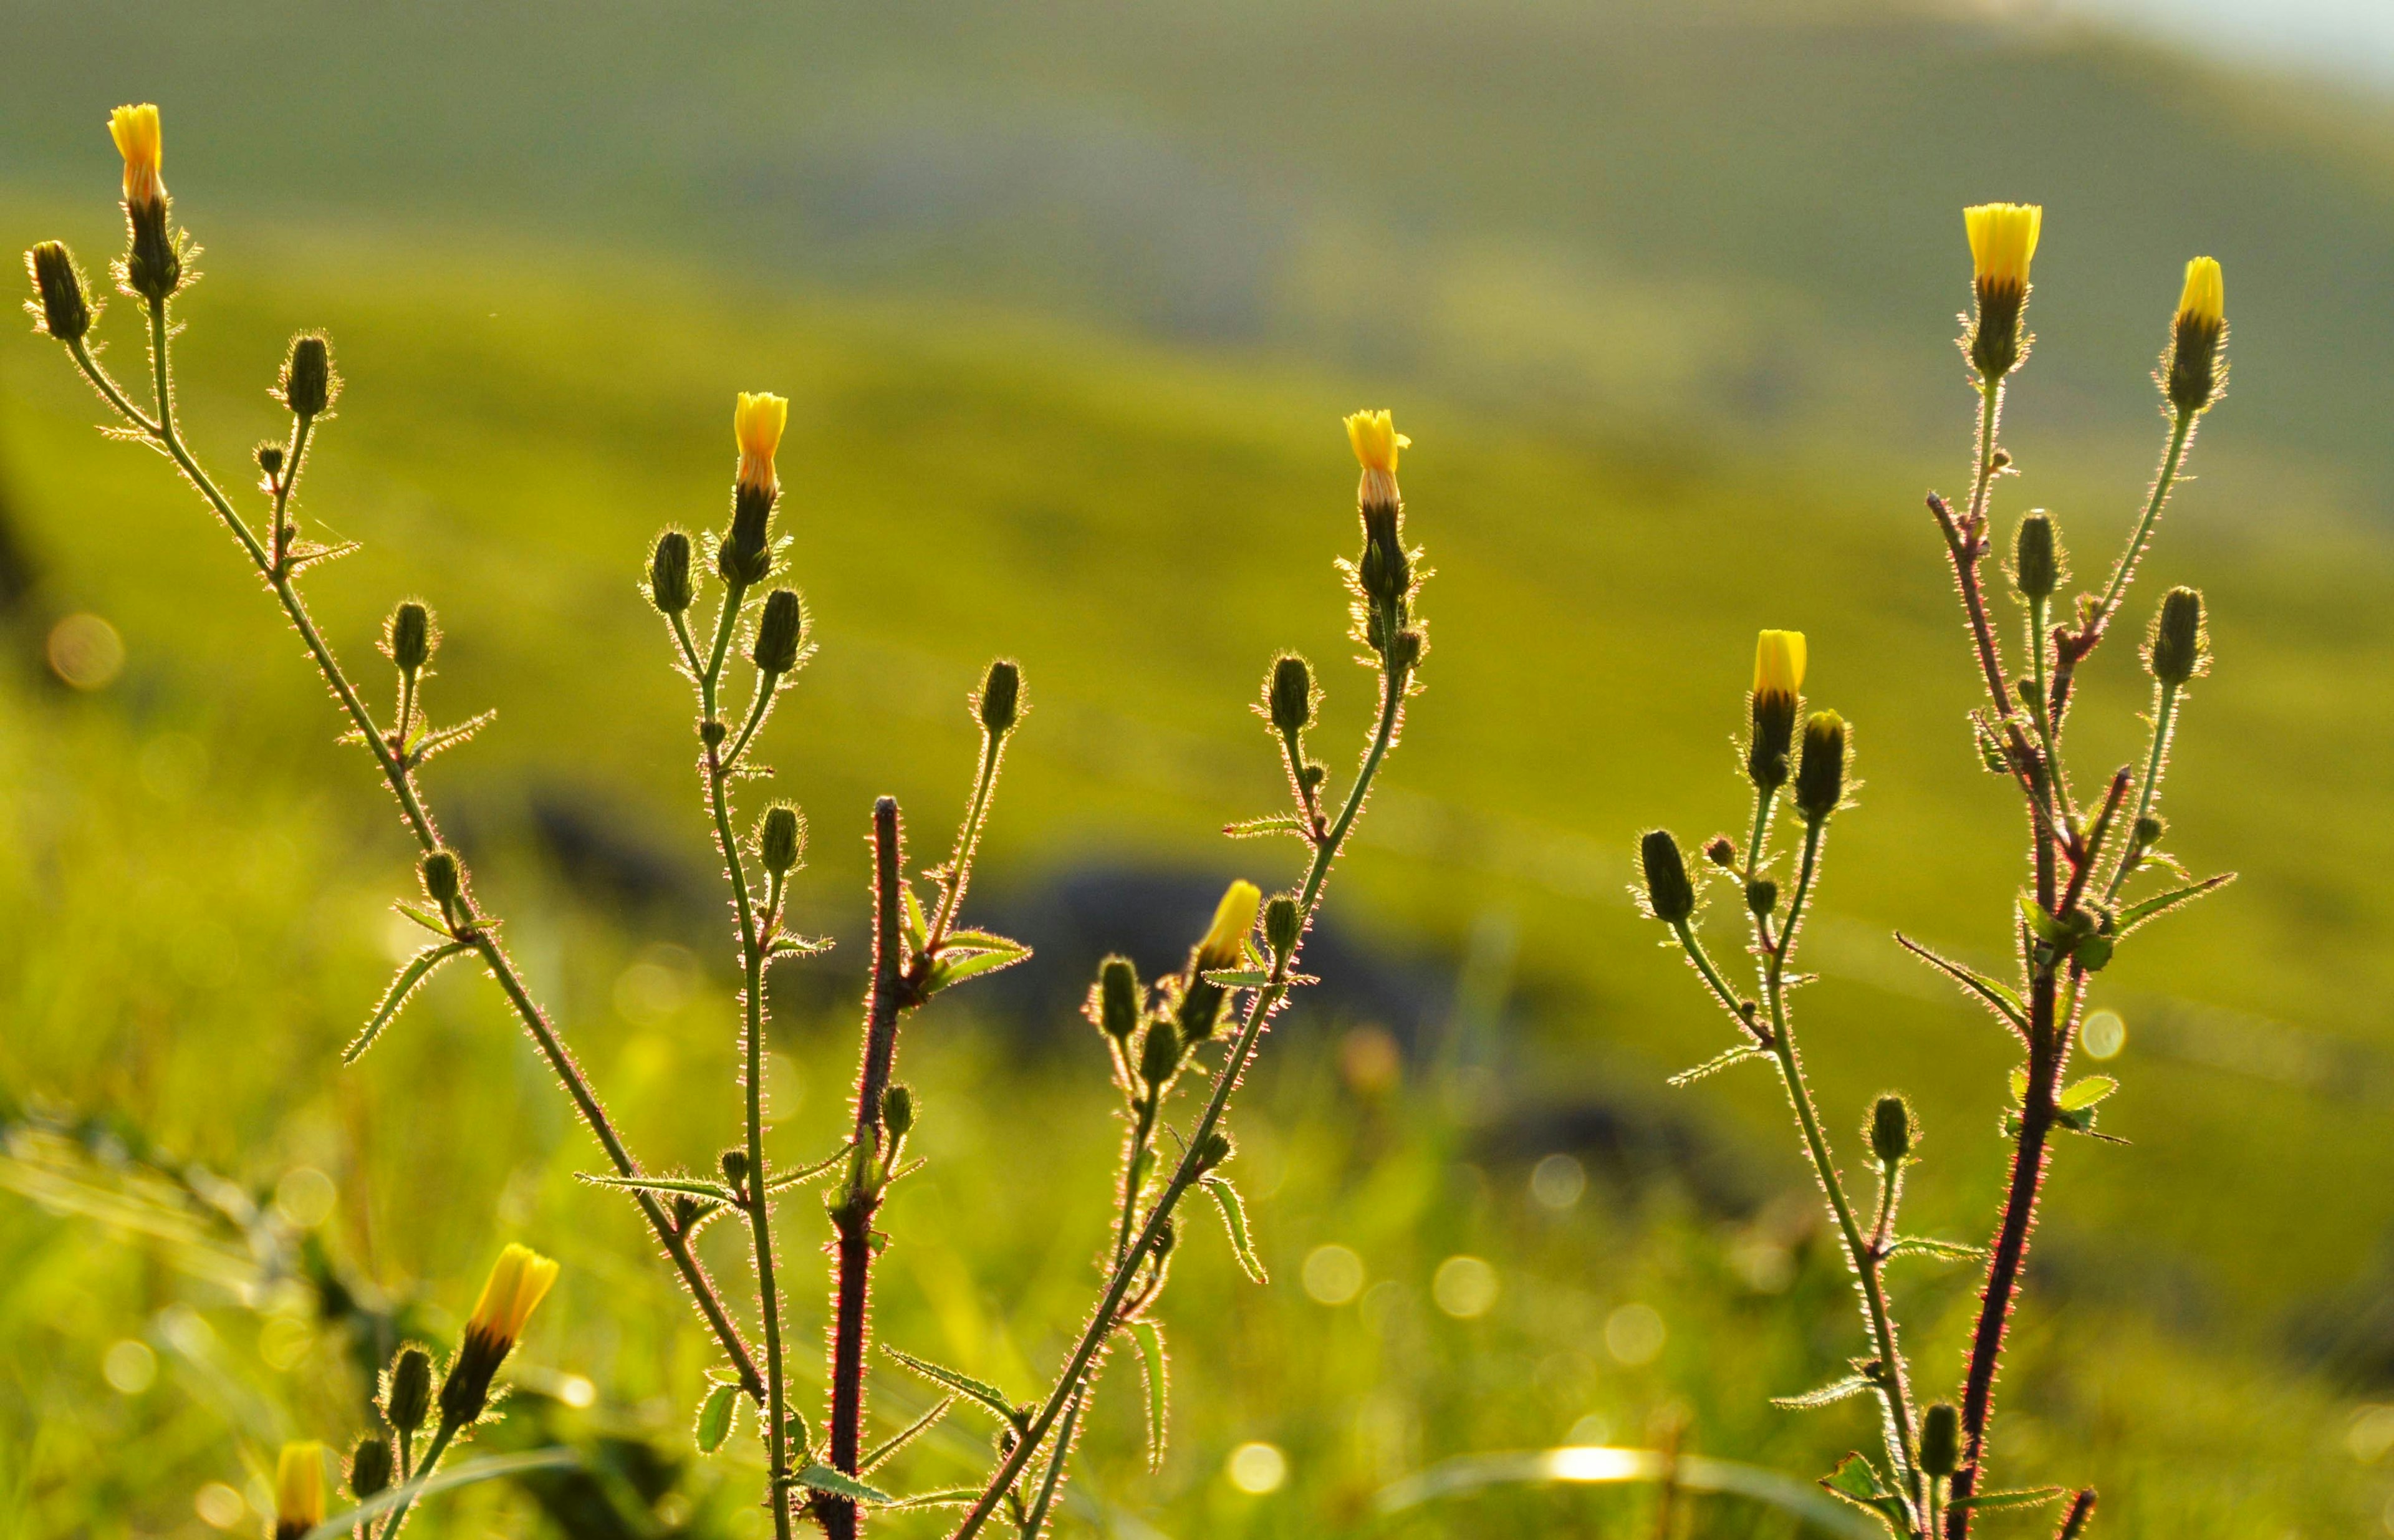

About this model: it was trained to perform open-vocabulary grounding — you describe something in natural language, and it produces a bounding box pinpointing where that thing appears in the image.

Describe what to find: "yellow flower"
[108,103,164,209]
[1752,629,1807,701]
[734,392,788,496]
[1344,409,1409,474]
[274,1442,324,1537]
[1195,880,1262,972]
[1964,203,2042,291]
[466,1243,560,1352]
[2176,256,2224,330]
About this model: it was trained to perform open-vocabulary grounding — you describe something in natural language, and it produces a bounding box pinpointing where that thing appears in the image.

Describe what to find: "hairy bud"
[882,1083,915,1139]
[384,1347,433,1433]
[1745,878,1778,917]
[1794,711,1848,822]
[420,850,461,912]
[26,242,92,342]
[1193,1130,1233,1173]
[2012,511,2060,600]
[1702,835,1736,870]
[279,334,335,419]
[1268,654,1314,734]
[389,602,432,678]
[720,1148,750,1193]
[1870,1094,1917,1167]
[1921,1402,1961,1478]
[1138,1018,1185,1089]
[348,1437,394,1500]
[751,589,805,676]
[1639,830,1695,924]
[1094,956,1141,1040]
[977,658,1021,737]
[1264,895,1302,958]
[2148,587,2206,686]
[757,804,804,877]
[650,530,695,615]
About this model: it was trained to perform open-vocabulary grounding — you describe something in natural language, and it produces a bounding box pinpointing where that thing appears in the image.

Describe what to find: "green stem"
[925,731,1005,954]
[948,658,1413,1540]
[373,1420,456,1539]
[2100,681,2179,907]
[2092,413,2195,624]
[1742,781,1776,882]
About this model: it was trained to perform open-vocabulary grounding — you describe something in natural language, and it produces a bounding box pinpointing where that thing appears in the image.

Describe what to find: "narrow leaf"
[1668,1043,1765,1087]
[1951,1486,2067,1513]
[406,710,497,768]
[577,1173,742,1203]
[1817,1452,1909,1536]
[1769,1375,1874,1410]
[1883,1236,1987,1262]
[939,929,1024,953]
[392,901,453,938]
[298,1450,579,1540]
[1223,814,1309,840]
[764,1142,856,1194]
[2009,1067,2030,1106]
[1200,1175,1268,1284]
[766,933,834,960]
[923,945,1032,994]
[2016,893,2063,943]
[862,1395,954,1475]
[2113,873,2234,936]
[1127,1319,1169,1471]
[343,943,471,1064]
[877,1489,984,1511]
[694,1381,740,1453]
[1894,933,2028,1035]
[2056,1075,2118,1112]
[794,1465,895,1506]
[882,1346,1017,1424]
[901,885,930,955]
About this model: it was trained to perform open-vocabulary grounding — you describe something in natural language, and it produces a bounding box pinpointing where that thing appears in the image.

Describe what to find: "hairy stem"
[2049,410,2195,730]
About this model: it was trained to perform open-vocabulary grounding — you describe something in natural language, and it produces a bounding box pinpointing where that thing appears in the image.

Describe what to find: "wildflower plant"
[1638,204,2233,1538]
[26,104,1428,1538]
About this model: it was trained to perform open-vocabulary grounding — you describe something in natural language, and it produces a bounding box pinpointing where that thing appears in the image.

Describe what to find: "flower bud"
[256,443,284,478]
[1745,878,1777,918]
[1794,711,1847,822]
[1702,835,1736,870]
[1138,1018,1185,1089]
[388,602,433,678]
[279,334,335,419]
[2147,586,2206,686]
[1638,829,1695,925]
[348,1436,395,1501]
[109,104,165,211]
[26,242,92,342]
[1268,654,1314,734]
[2166,257,2226,416]
[1193,1130,1233,1173]
[882,1083,915,1139]
[1264,895,1303,958]
[1964,201,2042,380]
[757,803,804,877]
[1921,1402,1961,1478]
[977,658,1021,738]
[1193,880,1261,974]
[1151,1216,1177,1256]
[421,850,462,911]
[1869,1093,1916,1167]
[1344,408,1408,511]
[751,589,805,676]
[110,105,181,301]
[440,1244,559,1428]
[385,1347,433,1433]
[720,1148,750,1192]
[1092,955,1142,1041]
[274,1442,324,1540]
[649,530,695,615]
[2011,512,2060,600]
[1748,630,1806,790]
[734,392,787,499]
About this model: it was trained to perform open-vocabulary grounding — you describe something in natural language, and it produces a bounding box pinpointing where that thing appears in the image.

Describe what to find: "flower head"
[1752,629,1807,703]
[2166,257,2228,414]
[274,1442,324,1539]
[2176,256,2223,332]
[1195,880,1262,973]
[1964,203,2041,292]
[1344,408,1409,508]
[466,1243,559,1353]
[734,392,788,497]
[108,104,165,210]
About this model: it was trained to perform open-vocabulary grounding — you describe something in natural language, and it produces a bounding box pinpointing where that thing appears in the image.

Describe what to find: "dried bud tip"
[1701,835,1737,870]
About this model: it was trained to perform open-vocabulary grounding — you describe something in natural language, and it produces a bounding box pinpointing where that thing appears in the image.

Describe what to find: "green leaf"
[1200,1175,1268,1284]
[764,1142,855,1194]
[405,709,497,768]
[2073,933,2114,972]
[2016,893,2063,943]
[765,933,833,960]
[2057,1075,2118,1112]
[1894,933,2028,1036]
[1950,1486,2067,1513]
[694,1380,740,1454]
[1667,1043,1765,1087]
[2113,872,2234,936]
[343,942,472,1064]
[1883,1236,1987,1262]
[877,1488,985,1511]
[1224,814,1310,840]
[900,885,929,956]
[938,929,1023,953]
[1126,1319,1169,1471]
[923,943,1032,995]
[1817,1452,1910,1536]
[2053,1106,2130,1145]
[862,1395,953,1474]
[2009,1068,2030,1106]
[392,901,453,938]
[793,1465,895,1506]
[1769,1374,1874,1410]
[577,1173,742,1203]
[882,1346,1018,1425]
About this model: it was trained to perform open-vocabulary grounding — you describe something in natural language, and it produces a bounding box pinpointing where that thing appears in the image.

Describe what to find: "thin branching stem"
[2101,680,2180,905]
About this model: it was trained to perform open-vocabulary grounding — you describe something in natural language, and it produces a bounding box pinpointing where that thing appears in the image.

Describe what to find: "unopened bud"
[757,804,804,877]
[1094,956,1141,1040]
[1138,1018,1184,1089]
[280,334,335,419]
[752,589,804,676]
[977,658,1021,737]
[1870,1094,1916,1167]
[26,242,92,342]
[1151,1216,1176,1256]
[882,1083,915,1139]
[1748,630,1807,790]
[2167,257,2226,416]
[1703,836,1736,870]
[1268,654,1314,733]
[720,1148,749,1192]
[1639,830,1695,925]
[385,1347,433,1433]
[2148,587,2206,686]
[2132,815,2165,850]
[1921,1402,1961,1477]
[348,1436,394,1500]
[389,602,432,677]
[1264,895,1302,958]
[1794,711,1848,822]
[650,530,695,615]
[2012,512,2060,600]
[256,443,284,477]
[1746,878,1777,917]
[420,850,461,911]
[1193,1130,1233,1173]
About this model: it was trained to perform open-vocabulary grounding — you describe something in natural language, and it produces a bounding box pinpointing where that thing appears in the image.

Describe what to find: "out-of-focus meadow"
[4,2,2393,1535]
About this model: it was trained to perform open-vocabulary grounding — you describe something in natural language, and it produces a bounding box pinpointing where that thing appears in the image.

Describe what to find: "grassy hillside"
[1,202,2391,1533]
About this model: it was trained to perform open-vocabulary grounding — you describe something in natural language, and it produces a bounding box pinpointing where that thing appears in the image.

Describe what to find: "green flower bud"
[279,334,335,419]
[2012,511,2060,600]
[26,241,92,342]
[388,602,432,678]
[757,803,804,877]
[1639,829,1695,925]
[2147,587,2206,686]
[719,486,774,586]
[348,1436,394,1500]
[1093,955,1141,1040]
[720,1148,749,1193]
[1193,1130,1233,1173]
[1921,1402,1961,1478]
[1268,654,1314,734]
[256,443,284,478]
[1794,710,1848,822]
[882,1083,915,1139]
[384,1347,433,1433]
[649,530,695,615]
[1745,878,1778,917]
[1151,1216,1176,1256]
[751,589,805,676]
[420,850,461,911]
[1264,895,1303,958]
[1869,1093,1916,1167]
[1138,1018,1184,1089]
[1703,836,1736,870]
[978,658,1021,737]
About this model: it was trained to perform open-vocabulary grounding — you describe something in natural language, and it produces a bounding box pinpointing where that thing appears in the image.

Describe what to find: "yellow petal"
[108,103,164,206]
[2176,256,2223,329]
[1963,203,2042,288]
[1753,630,1807,698]
[1196,880,1262,970]
[734,392,789,493]
[276,1442,325,1529]
[1342,409,1409,474]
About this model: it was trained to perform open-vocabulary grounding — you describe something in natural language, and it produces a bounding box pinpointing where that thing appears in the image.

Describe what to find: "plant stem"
[63,303,767,1404]
[373,1420,456,1539]
[2100,681,2180,906]
[948,657,1413,1540]
[2048,411,2194,731]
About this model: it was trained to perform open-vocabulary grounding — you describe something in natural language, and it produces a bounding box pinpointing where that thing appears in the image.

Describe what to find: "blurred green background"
[4,2,2393,1535]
